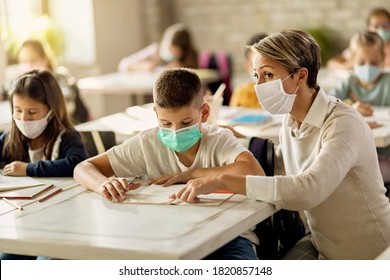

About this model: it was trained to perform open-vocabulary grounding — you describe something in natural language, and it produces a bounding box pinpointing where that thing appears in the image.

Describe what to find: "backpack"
[198,50,232,105]
[248,137,306,259]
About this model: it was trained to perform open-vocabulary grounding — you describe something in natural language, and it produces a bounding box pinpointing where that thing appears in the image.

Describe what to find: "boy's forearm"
[74,162,108,193]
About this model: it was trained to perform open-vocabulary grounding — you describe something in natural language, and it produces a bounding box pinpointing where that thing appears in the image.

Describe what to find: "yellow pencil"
[2,197,23,210]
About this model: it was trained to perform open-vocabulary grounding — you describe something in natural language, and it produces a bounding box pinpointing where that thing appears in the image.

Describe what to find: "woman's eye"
[182,122,191,126]
[264,72,273,79]
[253,73,259,79]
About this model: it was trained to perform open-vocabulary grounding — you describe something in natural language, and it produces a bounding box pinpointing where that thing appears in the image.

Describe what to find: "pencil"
[2,197,23,210]
[31,184,55,199]
[0,195,33,200]
[38,188,62,203]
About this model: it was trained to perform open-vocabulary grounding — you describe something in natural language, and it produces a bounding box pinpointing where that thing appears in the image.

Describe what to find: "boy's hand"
[148,171,192,187]
[99,177,141,203]
[169,176,220,203]
[2,161,28,176]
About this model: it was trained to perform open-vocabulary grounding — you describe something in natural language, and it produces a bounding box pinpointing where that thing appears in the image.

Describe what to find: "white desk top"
[77,69,220,95]
[76,104,390,148]
[0,179,276,259]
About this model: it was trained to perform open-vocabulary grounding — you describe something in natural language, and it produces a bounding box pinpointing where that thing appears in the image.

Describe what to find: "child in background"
[327,7,390,70]
[0,70,87,259]
[18,39,90,124]
[329,30,390,194]
[74,68,265,260]
[118,23,198,72]
[229,33,267,108]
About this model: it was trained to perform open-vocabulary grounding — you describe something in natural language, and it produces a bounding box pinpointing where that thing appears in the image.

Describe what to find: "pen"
[2,197,23,210]
[38,188,62,203]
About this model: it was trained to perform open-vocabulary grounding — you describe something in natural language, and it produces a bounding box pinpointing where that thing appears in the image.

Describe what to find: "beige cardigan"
[247,89,390,259]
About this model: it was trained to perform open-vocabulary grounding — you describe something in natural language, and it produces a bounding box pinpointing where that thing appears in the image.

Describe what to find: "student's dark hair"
[171,27,198,68]
[367,8,390,25]
[244,33,268,58]
[153,68,202,109]
[249,29,321,89]
[2,70,74,163]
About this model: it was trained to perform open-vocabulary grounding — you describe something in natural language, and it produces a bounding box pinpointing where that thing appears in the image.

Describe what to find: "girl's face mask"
[14,109,52,139]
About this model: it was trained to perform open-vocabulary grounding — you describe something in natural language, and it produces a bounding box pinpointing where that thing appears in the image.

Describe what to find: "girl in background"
[18,40,90,124]
[329,30,390,195]
[118,23,198,72]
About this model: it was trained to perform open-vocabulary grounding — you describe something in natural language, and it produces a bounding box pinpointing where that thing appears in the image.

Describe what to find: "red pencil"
[38,188,63,203]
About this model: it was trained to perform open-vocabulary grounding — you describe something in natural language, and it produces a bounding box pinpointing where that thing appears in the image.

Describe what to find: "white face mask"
[254,74,300,115]
[14,110,52,139]
[353,64,382,84]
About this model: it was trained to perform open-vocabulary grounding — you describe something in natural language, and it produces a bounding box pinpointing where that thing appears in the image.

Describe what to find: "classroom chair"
[248,137,306,260]
[79,130,116,157]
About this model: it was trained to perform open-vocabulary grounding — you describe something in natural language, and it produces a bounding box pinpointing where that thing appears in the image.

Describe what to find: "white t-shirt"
[108,123,248,179]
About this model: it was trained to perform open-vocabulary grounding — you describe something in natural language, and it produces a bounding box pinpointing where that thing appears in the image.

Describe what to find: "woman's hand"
[98,177,141,202]
[169,176,221,203]
[2,161,28,176]
[148,171,193,187]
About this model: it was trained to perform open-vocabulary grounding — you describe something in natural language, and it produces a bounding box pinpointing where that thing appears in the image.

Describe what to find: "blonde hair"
[349,30,385,59]
[249,29,321,88]
[19,39,56,71]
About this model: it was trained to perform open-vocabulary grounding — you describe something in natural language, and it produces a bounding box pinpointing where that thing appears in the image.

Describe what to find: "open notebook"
[0,175,44,192]
[123,184,235,206]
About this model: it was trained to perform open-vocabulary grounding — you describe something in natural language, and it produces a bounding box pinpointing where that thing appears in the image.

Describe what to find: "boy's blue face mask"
[157,123,202,153]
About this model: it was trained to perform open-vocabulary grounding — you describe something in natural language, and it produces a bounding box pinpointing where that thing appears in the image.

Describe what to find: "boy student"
[74,68,265,260]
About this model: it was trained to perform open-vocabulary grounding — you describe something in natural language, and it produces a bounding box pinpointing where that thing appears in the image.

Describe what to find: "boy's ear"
[297,67,308,83]
[201,103,210,123]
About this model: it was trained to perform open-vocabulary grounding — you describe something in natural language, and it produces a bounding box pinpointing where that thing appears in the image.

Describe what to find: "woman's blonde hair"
[2,70,74,163]
[349,30,385,59]
[249,29,321,88]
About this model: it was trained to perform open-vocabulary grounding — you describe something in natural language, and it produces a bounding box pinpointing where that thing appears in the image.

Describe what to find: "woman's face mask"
[254,73,300,115]
[14,110,52,139]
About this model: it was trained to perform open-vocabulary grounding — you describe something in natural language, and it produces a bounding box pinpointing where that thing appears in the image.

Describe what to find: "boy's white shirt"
[107,123,258,244]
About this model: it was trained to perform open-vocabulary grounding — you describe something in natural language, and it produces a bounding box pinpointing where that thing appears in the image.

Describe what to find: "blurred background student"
[329,30,390,195]
[18,39,90,124]
[327,7,390,70]
[0,38,6,100]
[118,23,198,72]
[229,33,267,108]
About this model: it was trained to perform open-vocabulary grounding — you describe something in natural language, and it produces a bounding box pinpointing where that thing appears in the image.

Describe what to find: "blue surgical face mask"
[157,123,202,152]
[159,49,175,62]
[353,64,382,84]
[376,28,390,43]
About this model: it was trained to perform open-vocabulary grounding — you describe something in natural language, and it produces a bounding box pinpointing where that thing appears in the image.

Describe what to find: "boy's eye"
[182,122,191,126]
[253,73,259,79]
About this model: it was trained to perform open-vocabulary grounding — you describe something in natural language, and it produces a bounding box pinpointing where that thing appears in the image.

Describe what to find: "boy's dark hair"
[153,68,202,109]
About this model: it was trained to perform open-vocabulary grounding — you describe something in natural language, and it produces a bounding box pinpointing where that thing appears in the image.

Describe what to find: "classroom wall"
[140,0,390,84]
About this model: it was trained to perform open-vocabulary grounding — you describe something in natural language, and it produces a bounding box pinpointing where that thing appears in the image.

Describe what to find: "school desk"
[75,104,390,148]
[77,69,220,118]
[0,177,276,259]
